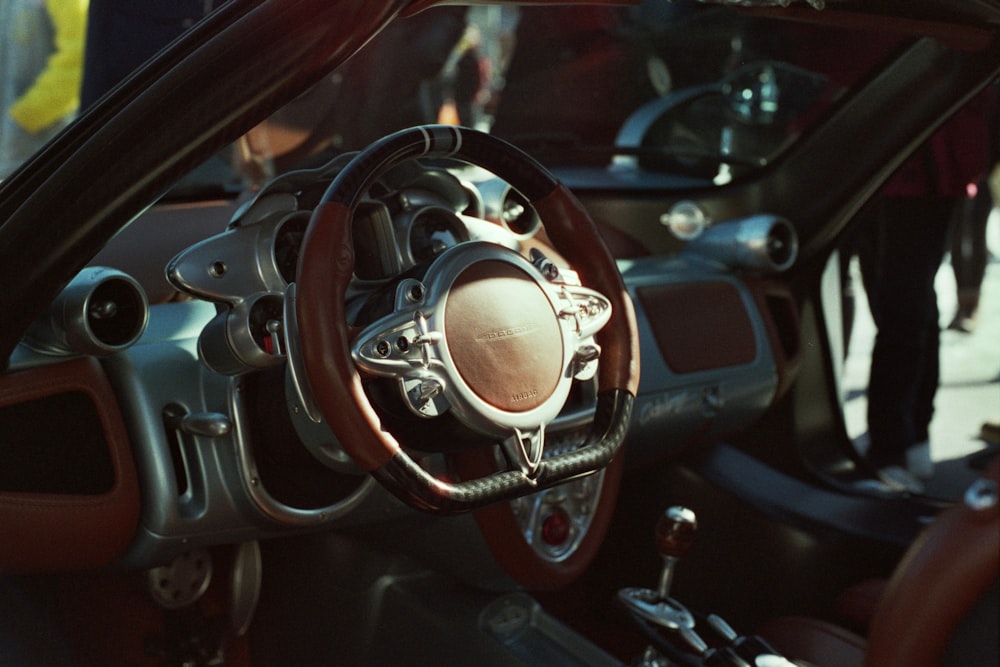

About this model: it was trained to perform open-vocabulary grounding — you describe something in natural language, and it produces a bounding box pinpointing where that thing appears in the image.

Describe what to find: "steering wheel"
[294,125,638,514]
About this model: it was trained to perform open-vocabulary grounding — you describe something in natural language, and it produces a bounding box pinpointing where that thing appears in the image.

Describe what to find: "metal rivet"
[964,478,999,511]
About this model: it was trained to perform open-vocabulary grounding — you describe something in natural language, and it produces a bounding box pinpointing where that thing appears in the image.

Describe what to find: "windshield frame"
[0,0,410,360]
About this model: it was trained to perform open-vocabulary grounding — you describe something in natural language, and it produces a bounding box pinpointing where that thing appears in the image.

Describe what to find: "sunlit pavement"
[842,209,1000,500]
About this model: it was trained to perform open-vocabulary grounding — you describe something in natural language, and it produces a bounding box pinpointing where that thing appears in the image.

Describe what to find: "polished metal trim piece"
[282,282,323,424]
[166,204,303,302]
[965,478,999,511]
[508,408,605,563]
[230,541,262,637]
[228,378,375,527]
[617,586,697,633]
[147,548,213,609]
[661,200,710,241]
[351,241,611,440]
[168,206,305,375]
[510,469,606,562]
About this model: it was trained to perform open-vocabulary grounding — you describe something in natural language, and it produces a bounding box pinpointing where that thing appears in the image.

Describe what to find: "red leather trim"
[459,448,624,590]
[533,184,640,396]
[296,201,400,471]
[0,357,140,572]
[757,616,866,667]
[54,546,252,666]
[864,457,1000,667]
[834,577,886,633]
[637,281,757,374]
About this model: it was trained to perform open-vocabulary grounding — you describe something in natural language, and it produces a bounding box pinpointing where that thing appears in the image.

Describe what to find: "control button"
[542,508,571,546]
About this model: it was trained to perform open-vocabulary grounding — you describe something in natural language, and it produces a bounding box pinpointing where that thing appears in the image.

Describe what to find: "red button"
[542,509,571,546]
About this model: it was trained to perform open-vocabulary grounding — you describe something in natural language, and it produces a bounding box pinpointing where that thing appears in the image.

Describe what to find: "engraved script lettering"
[475,325,532,342]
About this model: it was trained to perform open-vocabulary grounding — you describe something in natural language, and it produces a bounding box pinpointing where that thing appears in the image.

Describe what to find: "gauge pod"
[198,292,286,375]
[24,267,149,356]
[478,179,542,240]
[407,206,470,264]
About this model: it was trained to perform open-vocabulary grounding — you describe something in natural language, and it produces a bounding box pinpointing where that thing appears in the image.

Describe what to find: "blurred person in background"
[1,0,87,179]
[853,90,995,492]
[947,81,998,334]
[80,0,217,109]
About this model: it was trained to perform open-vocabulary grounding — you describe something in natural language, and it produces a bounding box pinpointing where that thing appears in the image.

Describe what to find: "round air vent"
[764,217,797,272]
[83,275,148,349]
[25,267,149,356]
[685,214,798,273]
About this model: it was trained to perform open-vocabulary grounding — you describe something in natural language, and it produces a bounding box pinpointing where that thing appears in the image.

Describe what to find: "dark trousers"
[950,178,992,294]
[853,195,954,468]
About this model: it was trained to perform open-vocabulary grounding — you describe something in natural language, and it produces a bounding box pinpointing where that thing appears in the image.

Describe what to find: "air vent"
[500,188,541,238]
[24,267,149,356]
[685,214,798,274]
[764,218,797,270]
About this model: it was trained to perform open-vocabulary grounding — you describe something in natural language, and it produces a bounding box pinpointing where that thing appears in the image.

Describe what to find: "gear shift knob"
[655,506,696,601]
[655,506,697,559]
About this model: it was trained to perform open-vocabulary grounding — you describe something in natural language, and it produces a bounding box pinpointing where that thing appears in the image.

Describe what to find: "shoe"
[946,310,977,333]
[879,466,925,494]
[947,291,980,333]
[905,441,934,480]
[981,422,1000,446]
[852,432,871,458]
[854,466,925,495]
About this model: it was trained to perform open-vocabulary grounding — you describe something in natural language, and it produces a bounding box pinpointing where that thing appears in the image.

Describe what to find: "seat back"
[864,457,999,667]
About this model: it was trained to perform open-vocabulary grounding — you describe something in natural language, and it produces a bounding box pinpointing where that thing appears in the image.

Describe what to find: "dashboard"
[0,153,799,574]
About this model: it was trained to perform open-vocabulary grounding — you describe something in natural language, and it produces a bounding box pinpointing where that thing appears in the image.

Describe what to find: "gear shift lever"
[655,506,697,600]
[618,506,699,637]
[619,507,801,667]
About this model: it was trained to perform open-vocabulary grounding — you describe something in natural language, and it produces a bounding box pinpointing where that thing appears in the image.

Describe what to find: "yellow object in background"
[8,0,88,134]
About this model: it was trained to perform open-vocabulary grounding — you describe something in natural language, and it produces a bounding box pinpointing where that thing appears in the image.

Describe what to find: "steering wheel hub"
[352,242,604,440]
[445,260,563,412]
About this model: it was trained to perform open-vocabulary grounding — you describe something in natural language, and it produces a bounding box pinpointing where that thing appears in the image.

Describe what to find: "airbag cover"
[445,261,563,411]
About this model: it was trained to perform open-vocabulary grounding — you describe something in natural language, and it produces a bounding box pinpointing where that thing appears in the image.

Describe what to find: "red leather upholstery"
[832,578,886,633]
[760,457,1000,667]
[756,616,866,667]
[864,458,999,667]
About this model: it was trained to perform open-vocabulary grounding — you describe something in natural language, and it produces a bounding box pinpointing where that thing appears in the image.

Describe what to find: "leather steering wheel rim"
[295,125,639,514]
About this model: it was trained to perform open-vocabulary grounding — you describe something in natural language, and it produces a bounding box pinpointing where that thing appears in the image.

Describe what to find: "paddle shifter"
[618,507,802,667]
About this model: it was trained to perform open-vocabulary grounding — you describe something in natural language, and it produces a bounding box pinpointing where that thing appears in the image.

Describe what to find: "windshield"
[1,1,901,192]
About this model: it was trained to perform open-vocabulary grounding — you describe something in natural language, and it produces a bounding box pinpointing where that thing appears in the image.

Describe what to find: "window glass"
[0,1,901,190]
[236,3,901,188]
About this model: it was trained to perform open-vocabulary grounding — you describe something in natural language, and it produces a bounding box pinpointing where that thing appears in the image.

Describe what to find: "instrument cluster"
[165,159,540,377]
